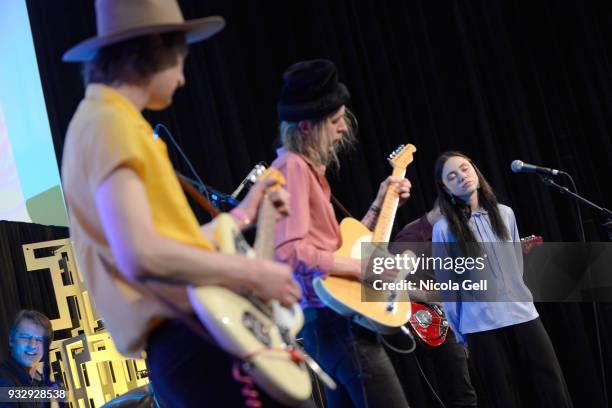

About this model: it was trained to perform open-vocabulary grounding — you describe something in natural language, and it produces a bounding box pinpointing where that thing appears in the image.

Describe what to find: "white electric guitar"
[188,169,321,406]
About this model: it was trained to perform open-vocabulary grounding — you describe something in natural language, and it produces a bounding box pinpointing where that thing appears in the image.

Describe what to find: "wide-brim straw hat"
[63,0,225,62]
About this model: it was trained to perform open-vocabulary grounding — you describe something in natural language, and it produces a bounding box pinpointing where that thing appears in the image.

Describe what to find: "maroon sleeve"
[394,214,431,242]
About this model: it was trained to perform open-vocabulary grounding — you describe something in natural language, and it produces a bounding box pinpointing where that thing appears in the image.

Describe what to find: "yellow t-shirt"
[62,84,213,357]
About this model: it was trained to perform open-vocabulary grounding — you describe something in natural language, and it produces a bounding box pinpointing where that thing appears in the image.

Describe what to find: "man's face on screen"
[10,319,45,369]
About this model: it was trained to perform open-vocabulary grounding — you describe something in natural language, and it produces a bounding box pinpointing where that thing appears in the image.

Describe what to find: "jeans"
[300,307,409,408]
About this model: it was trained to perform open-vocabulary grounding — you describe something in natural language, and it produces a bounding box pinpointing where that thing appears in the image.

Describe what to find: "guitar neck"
[372,166,406,242]
[254,195,276,260]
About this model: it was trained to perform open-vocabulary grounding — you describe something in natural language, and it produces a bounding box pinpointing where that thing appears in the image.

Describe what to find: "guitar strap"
[331,195,354,219]
[176,173,221,217]
[301,158,354,220]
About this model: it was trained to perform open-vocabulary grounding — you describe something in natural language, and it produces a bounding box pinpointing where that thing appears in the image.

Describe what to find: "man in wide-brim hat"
[61,1,301,406]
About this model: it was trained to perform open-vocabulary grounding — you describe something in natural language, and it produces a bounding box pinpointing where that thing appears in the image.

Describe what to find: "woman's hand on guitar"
[251,258,302,307]
[372,177,412,208]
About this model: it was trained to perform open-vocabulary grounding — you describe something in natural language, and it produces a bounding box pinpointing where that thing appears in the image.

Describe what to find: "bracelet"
[369,204,381,214]
[230,207,252,227]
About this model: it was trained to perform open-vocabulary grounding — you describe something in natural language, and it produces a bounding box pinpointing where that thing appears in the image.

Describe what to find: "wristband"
[231,207,252,227]
[369,204,381,214]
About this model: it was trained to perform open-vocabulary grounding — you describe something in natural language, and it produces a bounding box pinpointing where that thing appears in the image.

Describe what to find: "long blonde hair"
[279,108,357,169]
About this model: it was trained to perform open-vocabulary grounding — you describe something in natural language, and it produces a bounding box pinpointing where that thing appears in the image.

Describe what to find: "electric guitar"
[409,302,449,347]
[188,169,313,406]
[407,234,544,346]
[521,235,543,254]
[313,144,417,334]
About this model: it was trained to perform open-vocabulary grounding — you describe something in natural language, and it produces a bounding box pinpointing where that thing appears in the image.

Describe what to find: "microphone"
[231,162,268,199]
[511,160,565,176]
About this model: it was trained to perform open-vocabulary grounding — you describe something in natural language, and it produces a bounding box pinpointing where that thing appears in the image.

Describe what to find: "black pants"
[466,317,573,408]
[300,307,409,408]
[146,319,315,408]
[415,331,477,408]
[385,328,477,408]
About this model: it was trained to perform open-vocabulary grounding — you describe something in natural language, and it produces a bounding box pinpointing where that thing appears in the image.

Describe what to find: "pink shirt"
[272,149,341,308]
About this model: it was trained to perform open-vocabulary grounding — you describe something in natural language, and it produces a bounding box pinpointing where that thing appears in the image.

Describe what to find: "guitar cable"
[378,327,447,408]
[378,326,416,354]
[412,353,447,408]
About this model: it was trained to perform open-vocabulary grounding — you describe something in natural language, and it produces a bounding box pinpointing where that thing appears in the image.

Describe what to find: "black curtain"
[0,221,69,362]
[19,0,612,406]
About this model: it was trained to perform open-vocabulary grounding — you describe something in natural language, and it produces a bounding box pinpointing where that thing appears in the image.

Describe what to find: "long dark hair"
[434,151,509,255]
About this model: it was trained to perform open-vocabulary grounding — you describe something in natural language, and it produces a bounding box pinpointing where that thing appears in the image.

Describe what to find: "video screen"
[0,0,67,227]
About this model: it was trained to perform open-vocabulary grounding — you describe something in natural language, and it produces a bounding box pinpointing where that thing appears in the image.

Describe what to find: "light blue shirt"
[432,204,538,344]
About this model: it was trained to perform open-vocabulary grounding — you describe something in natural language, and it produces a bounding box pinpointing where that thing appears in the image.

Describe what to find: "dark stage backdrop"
[13,0,612,406]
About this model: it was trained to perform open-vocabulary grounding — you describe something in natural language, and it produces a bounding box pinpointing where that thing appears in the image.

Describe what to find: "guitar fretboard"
[372,166,406,243]
[254,195,276,261]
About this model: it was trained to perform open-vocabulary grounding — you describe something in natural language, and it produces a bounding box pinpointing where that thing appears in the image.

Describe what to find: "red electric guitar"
[520,235,543,254]
[408,235,544,347]
[409,302,449,347]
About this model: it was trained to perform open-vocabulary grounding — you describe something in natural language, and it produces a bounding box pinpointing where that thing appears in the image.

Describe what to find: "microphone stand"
[540,175,611,406]
[540,176,612,240]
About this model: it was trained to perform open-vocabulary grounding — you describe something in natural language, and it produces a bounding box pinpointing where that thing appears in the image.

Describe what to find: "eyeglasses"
[16,333,44,345]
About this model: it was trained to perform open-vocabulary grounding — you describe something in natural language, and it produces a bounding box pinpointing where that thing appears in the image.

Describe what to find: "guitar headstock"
[388,144,417,170]
[258,167,286,192]
[249,163,268,182]
[520,235,544,254]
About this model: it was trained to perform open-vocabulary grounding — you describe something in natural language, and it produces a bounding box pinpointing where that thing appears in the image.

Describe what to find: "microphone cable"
[153,123,211,201]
